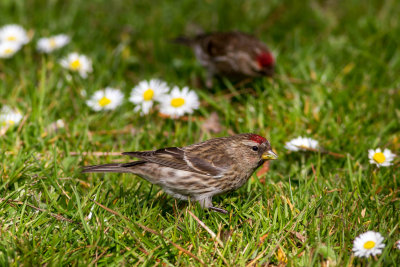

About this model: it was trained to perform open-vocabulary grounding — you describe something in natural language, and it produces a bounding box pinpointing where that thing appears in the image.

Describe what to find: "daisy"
[352,231,385,258]
[0,24,30,45]
[285,136,319,151]
[37,34,70,53]
[0,106,23,128]
[60,52,92,78]
[0,41,21,58]
[52,119,66,129]
[86,87,124,111]
[129,79,169,115]
[46,119,65,134]
[159,86,200,118]
[368,148,395,167]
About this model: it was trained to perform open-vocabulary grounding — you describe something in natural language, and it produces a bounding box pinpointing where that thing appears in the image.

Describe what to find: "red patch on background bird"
[257,52,274,67]
[249,134,266,144]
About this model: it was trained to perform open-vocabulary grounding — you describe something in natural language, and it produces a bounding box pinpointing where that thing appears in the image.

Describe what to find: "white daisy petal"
[385,155,395,161]
[368,149,375,158]
[0,24,29,46]
[130,95,143,103]
[383,149,396,161]
[159,86,200,118]
[60,52,92,78]
[37,34,70,53]
[141,101,154,114]
[86,87,124,111]
[353,231,385,258]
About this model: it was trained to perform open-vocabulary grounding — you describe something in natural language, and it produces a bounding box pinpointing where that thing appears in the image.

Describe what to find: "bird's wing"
[196,33,236,57]
[122,147,227,178]
[201,32,258,56]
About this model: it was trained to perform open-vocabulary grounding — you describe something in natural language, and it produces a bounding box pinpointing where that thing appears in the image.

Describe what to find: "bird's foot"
[209,206,228,214]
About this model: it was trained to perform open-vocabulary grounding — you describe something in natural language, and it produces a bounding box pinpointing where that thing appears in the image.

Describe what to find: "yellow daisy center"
[363,241,376,249]
[143,89,154,101]
[69,59,81,70]
[373,152,386,164]
[98,96,112,107]
[8,120,15,125]
[171,97,185,108]
[4,48,14,54]
[7,36,16,41]
[49,38,57,48]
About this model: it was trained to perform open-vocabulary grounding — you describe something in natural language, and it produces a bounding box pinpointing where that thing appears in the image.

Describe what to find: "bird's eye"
[252,146,258,151]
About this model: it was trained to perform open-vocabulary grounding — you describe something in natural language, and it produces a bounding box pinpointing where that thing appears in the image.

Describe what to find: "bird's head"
[256,52,275,76]
[230,133,278,168]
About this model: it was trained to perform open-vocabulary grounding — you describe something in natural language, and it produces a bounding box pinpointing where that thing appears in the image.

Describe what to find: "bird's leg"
[197,197,228,214]
[205,71,214,88]
[209,206,228,214]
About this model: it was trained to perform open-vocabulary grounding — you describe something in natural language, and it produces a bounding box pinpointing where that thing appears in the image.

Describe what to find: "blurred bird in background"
[173,31,275,87]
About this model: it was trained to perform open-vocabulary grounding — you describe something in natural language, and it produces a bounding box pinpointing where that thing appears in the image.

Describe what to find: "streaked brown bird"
[83,133,278,214]
[173,31,275,87]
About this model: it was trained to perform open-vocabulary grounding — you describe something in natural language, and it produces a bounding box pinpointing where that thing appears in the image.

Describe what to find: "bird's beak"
[262,150,278,160]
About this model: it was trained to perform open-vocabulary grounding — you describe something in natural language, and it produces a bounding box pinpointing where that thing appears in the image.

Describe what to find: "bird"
[82,133,278,214]
[173,31,275,88]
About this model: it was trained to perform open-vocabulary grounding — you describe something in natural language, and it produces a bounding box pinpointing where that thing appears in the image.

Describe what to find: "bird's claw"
[209,206,228,214]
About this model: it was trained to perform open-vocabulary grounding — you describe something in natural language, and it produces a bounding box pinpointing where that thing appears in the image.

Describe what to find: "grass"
[1,0,399,265]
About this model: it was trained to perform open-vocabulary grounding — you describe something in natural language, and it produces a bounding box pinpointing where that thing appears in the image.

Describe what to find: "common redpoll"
[173,31,275,87]
[83,133,277,214]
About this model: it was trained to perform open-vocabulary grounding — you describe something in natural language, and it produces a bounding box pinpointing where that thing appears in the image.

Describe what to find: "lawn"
[1,0,399,265]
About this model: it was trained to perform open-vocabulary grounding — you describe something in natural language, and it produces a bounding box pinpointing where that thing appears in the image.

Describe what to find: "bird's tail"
[170,36,194,46]
[82,161,145,174]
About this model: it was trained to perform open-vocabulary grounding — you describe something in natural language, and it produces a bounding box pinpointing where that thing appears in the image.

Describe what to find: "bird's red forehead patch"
[257,52,274,67]
[249,134,266,144]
